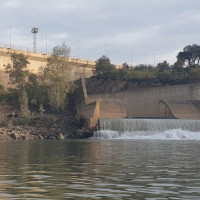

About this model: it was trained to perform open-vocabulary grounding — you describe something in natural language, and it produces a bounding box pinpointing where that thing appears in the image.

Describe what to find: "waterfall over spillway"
[93,118,200,140]
[99,118,200,132]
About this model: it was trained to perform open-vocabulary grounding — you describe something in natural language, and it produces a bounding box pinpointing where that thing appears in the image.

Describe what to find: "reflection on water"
[0,140,200,199]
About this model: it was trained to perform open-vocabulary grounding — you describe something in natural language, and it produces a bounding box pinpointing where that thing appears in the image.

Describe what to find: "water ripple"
[0,140,200,199]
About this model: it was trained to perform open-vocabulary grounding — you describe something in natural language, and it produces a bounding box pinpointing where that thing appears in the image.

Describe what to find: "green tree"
[172,60,184,72]
[19,89,30,117]
[25,73,47,110]
[122,62,130,69]
[0,85,4,101]
[95,55,116,75]
[177,44,200,67]
[5,53,30,89]
[189,68,200,82]
[156,61,171,72]
[52,42,70,58]
[5,53,31,113]
[42,43,72,112]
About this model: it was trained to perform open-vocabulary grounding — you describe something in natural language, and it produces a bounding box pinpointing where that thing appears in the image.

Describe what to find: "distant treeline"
[94,44,200,85]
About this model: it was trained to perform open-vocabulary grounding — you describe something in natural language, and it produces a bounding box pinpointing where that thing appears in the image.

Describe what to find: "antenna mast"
[31,27,38,53]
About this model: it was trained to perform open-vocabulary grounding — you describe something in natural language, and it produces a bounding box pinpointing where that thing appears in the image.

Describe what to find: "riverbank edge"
[0,114,94,140]
[0,126,93,140]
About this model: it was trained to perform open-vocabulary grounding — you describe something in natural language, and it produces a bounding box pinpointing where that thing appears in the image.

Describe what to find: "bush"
[0,119,13,128]
[12,117,31,126]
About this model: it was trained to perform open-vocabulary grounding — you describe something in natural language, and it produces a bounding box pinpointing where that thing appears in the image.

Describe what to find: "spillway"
[93,118,200,140]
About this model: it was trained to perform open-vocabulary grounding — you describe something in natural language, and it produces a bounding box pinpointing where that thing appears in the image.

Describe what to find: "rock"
[53,123,58,128]
[49,128,56,132]
[21,135,26,140]
[0,112,83,140]
[10,132,18,139]
[75,129,93,139]
[56,128,62,133]
[59,133,65,140]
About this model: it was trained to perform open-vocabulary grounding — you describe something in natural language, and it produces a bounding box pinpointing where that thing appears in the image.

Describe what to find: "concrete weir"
[77,78,127,130]
[99,118,200,132]
[89,83,200,119]
[78,80,200,130]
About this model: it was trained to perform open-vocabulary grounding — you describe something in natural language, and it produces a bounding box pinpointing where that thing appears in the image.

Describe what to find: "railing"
[0,43,50,55]
[0,43,121,66]
[0,43,96,62]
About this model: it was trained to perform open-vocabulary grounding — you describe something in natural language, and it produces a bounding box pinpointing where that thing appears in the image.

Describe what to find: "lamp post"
[9,26,12,49]
[153,53,156,67]
[77,40,79,59]
[45,33,48,54]
[130,49,132,67]
[31,27,39,53]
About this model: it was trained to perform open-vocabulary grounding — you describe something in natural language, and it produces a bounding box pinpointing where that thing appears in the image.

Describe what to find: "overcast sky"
[0,0,200,65]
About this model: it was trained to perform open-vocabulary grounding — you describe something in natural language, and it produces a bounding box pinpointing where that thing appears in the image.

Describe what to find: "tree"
[25,73,47,109]
[172,60,184,72]
[134,64,155,72]
[122,62,130,69]
[52,42,70,58]
[95,55,116,75]
[5,53,31,113]
[42,43,72,112]
[19,89,30,117]
[5,53,30,89]
[156,61,171,72]
[189,68,200,82]
[177,44,200,67]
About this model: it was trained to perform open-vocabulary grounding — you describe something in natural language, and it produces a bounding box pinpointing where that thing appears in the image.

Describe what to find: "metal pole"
[31,27,38,53]
[45,33,48,54]
[130,49,132,67]
[9,26,12,49]
[77,40,79,59]
[153,53,156,67]
[105,44,107,56]
[33,33,36,53]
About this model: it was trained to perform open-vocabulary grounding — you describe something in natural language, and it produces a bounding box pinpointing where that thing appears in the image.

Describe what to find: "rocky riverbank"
[0,114,93,140]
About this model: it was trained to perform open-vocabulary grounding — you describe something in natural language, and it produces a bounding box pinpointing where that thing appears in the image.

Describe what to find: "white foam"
[93,129,200,140]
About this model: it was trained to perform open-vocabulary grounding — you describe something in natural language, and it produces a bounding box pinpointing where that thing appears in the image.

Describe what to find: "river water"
[0,137,200,199]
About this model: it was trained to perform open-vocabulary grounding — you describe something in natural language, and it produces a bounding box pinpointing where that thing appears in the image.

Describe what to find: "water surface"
[0,139,200,199]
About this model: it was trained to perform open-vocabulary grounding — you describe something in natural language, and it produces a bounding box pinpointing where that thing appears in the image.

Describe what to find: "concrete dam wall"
[88,83,200,120]
[77,79,200,130]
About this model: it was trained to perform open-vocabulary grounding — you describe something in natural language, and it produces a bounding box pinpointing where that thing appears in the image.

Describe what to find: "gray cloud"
[0,0,200,65]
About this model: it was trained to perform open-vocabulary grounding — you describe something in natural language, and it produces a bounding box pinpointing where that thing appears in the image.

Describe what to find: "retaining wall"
[88,83,200,119]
